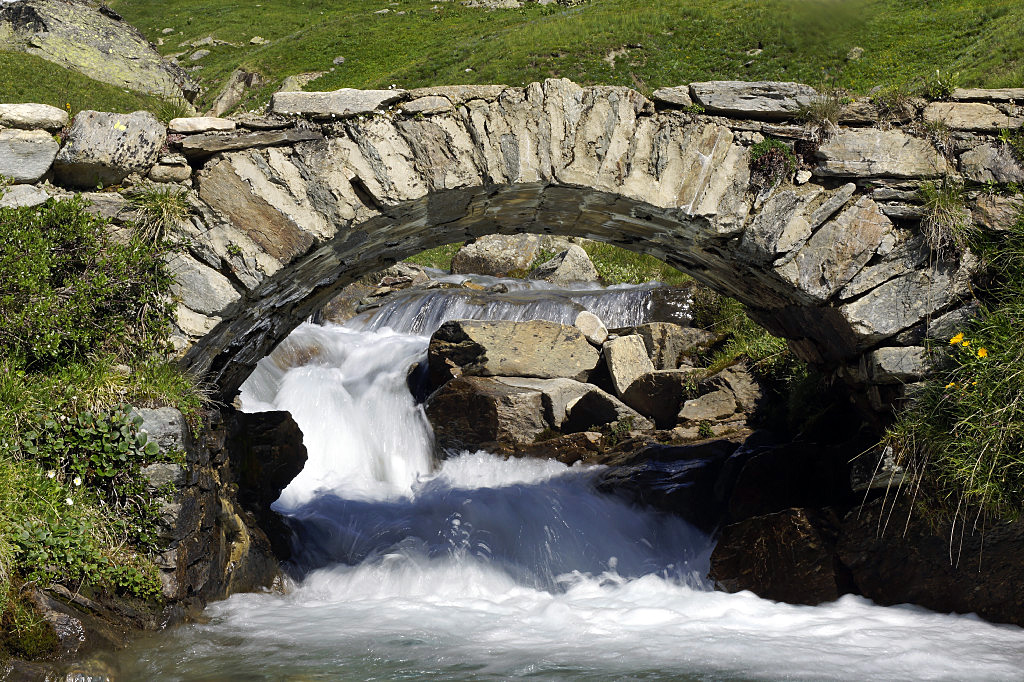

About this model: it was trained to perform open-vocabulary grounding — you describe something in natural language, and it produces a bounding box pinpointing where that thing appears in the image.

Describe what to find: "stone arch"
[174,79,976,401]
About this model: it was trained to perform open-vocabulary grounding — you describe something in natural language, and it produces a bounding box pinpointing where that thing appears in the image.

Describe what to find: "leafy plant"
[918,178,975,258]
[999,128,1024,165]
[748,138,797,191]
[923,68,960,100]
[0,197,175,370]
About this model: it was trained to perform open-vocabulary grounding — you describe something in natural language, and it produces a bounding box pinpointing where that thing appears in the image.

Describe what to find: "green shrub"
[748,138,797,191]
[0,197,175,370]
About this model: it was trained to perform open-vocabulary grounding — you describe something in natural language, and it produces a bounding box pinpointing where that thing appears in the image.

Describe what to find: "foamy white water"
[119,286,1024,681]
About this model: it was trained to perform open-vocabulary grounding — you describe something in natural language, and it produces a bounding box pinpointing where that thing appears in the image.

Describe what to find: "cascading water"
[120,278,1024,681]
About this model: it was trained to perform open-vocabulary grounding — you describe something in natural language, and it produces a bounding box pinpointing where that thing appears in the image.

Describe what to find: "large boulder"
[688,81,817,120]
[710,508,851,605]
[603,334,655,396]
[838,498,1024,626]
[451,234,541,276]
[427,319,600,386]
[425,376,548,453]
[492,376,594,428]
[0,128,58,183]
[0,0,197,101]
[529,244,599,286]
[54,110,166,187]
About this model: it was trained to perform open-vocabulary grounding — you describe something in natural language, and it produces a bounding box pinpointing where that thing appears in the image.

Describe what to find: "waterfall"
[118,279,1024,682]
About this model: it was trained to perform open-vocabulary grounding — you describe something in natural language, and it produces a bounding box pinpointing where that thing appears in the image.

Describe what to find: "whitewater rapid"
[119,283,1024,681]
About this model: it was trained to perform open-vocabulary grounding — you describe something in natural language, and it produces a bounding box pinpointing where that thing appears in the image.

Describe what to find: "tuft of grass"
[155,97,196,124]
[126,183,192,244]
[578,241,691,286]
[799,85,846,142]
[404,242,464,270]
[885,205,1024,523]
[918,178,975,259]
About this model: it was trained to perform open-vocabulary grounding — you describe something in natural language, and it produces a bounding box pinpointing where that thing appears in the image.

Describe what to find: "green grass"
[885,206,1024,522]
[107,0,1024,114]
[0,52,168,115]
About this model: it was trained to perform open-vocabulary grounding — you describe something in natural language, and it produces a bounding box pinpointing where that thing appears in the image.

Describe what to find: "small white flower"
[73,476,82,486]
[65,497,73,506]
[46,470,56,479]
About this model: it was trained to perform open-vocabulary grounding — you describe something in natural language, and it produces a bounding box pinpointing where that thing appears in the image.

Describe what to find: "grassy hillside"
[105,0,1024,114]
[0,52,168,115]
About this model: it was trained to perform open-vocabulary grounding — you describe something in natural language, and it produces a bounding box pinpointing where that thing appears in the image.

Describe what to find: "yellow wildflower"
[949,332,964,345]
[962,339,971,347]
[978,347,988,358]
[945,381,957,389]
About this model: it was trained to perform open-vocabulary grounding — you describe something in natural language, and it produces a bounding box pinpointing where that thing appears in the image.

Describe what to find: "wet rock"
[54,110,166,187]
[428,319,600,386]
[426,376,548,452]
[269,88,406,118]
[574,310,608,346]
[620,369,700,429]
[815,128,949,178]
[611,322,716,369]
[530,244,599,286]
[0,102,68,130]
[960,143,1024,184]
[563,386,654,433]
[451,233,541,276]
[515,431,603,465]
[689,81,817,120]
[838,497,1024,626]
[604,334,656,396]
[0,128,58,183]
[710,508,851,605]
[225,409,308,560]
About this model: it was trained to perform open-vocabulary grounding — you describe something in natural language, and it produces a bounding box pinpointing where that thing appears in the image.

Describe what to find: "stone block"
[54,110,166,187]
[0,128,59,183]
[689,80,817,120]
[0,103,68,131]
[603,334,655,396]
[168,116,237,134]
[269,88,406,118]
[815,128,948,178]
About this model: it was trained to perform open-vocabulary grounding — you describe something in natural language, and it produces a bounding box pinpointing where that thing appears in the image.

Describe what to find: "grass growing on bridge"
[886,205,1024,523]
[104,0,1024,114]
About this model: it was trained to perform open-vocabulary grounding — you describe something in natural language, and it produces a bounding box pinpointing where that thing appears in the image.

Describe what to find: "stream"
[119,277,1024,681]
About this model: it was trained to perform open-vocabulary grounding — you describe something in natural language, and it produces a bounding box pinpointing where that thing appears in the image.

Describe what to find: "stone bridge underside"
[175,79,983,401]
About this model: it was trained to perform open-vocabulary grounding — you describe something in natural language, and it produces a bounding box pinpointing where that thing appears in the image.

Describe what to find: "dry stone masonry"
[3,79,1022,407]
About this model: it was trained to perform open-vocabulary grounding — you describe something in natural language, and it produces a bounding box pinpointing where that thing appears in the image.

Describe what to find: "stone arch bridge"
[15,78,1015,403]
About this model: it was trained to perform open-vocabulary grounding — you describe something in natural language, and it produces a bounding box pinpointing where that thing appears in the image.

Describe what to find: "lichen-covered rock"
[54,110,166,187]
[269,88,406,118]
[0,102,68,130]
[428,319,600,386]
[451,234,541,276]
[689,81,817,120]
[529,244,599,285]
[0,128,58,183]
[0,0,197,101]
